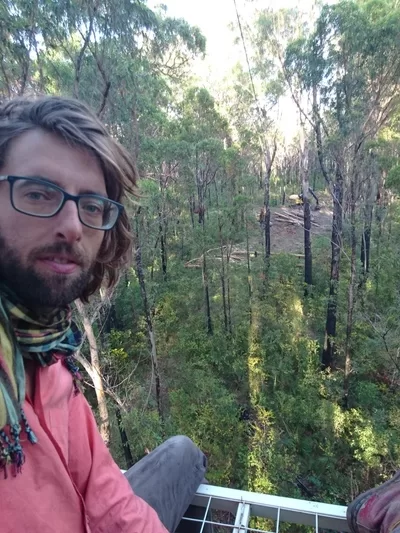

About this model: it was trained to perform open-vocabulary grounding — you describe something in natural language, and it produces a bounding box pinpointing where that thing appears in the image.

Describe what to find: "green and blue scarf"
[0,287,82,477]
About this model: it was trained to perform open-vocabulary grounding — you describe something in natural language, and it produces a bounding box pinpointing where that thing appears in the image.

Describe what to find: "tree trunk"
[158,205,167,281]
[202,252,213,335]
[374,182,385,297]
[158,167,168,281]
[264,168,272,264]
[245,215,252,324]
[360,176,375,277]
[73,12,94,98]
[218,220,229,333]
[115,407,134,469]
[189,195,195,228]
[75,300,110,446]
[134,218,163,422]
[343,177,357,408]
[263,142,277,274]
[226,247,233,335]
[195,147,206,226]
[321,172,344,370]
[303,195,312,291]
[300,129,312,293]
[360,225,371,275]
[312,84,344,370]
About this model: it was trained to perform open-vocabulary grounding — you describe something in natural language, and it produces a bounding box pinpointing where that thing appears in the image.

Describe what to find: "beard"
[0,234,94,310]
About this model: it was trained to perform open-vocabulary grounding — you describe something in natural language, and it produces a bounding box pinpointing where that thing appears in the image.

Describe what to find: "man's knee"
[166,435,207,470]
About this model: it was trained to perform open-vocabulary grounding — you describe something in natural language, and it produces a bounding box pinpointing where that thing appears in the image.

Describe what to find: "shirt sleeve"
[67,390,168,533]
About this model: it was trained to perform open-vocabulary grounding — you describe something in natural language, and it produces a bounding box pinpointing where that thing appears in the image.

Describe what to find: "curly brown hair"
[0,95,138,301]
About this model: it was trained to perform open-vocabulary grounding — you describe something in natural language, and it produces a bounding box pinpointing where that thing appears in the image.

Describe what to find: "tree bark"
[245,216,252,324]
[115,407,134,469]
[158,167,168,281]
[73,9,94,98]
[202,252,213,335]
[226,247,232,335]
[343,177,357,407]
[218,220,229,333]
[300,128,312,293]
[189,195,195,228]
[322,172,344,370]
[75,300,110,446]
[158,205,167,281]
[360,169,376,277]
[134,218,163,422]
[263,141,278,272]
[312,84,344,370]
[303,195,312,290]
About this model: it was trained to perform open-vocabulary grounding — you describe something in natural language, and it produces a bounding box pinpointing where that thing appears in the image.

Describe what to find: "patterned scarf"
[0,287,83,477]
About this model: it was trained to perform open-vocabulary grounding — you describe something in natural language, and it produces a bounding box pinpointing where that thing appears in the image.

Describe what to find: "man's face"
[0,129,106,310]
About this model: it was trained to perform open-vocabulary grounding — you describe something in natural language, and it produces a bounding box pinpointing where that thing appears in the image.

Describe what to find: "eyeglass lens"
[12,178,118,229]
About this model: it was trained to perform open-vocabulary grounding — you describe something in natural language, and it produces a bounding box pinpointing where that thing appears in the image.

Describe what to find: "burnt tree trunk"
[158,205,167,281]
[226,246,233,335]
[374,180,386,297]
[202,252,213,335]
[115,407,134,469]
[360,174,376,278]
[158,165,169,281]
[312,84,344,371]
[263,142,277,273]
[343,177,357,407]
[322,173,344,369]
[189,195,195,228]
[360,226,371,274]
[195,147,206,226]
[218,220,229,333]
[303,196,312,290]
[300,130,312,293]
[245,216,252,324]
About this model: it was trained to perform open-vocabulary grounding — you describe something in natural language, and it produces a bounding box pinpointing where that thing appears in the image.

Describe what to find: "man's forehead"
[3,129,107,195]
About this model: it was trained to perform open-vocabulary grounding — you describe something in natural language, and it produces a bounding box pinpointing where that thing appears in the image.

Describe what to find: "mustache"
[29,243,86,266]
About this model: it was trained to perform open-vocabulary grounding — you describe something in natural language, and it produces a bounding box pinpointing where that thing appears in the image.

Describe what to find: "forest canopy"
[2,0,400,518]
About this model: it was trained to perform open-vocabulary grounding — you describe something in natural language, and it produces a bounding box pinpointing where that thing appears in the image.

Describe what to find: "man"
[0,96,209,533]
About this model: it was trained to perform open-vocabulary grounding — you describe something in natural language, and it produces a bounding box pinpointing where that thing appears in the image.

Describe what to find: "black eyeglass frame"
[0,175,124,231]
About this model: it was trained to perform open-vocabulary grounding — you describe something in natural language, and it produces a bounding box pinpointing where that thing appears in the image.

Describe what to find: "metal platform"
[186,484,349,532]
[120,470,349,532]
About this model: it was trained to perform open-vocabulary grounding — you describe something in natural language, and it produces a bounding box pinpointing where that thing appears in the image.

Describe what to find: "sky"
[147,0,318,140]
[148,0,241,75]
[147,0,319,81]
[147,0,316,70]
[148,0,237,44]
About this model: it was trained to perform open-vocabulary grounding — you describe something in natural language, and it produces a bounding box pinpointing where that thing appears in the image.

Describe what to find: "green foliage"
[5,0,400,515]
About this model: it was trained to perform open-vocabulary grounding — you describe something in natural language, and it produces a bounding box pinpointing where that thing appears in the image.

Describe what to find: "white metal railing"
[185,484,349,532]
[120,470,349,532]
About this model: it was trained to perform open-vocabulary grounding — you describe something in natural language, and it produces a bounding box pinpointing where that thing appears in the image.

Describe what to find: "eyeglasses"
[0,175,124,231]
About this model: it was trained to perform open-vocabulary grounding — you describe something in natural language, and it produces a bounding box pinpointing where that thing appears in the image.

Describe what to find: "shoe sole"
[348,471,400,533]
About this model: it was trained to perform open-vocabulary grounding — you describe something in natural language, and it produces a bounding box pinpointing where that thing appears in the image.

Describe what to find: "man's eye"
[83,203,104,214]
[26,191,47,200]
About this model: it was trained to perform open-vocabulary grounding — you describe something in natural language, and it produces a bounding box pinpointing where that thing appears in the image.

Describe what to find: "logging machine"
[288,188,320,208]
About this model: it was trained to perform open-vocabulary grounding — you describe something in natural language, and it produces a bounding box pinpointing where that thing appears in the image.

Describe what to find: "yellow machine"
[289,194,304,206]
[288,189,319,208]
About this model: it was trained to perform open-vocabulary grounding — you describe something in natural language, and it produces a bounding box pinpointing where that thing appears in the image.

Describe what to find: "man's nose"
[53,200,83,243]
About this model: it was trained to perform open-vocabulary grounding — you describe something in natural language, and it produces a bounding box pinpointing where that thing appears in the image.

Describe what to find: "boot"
[348,471,400,533]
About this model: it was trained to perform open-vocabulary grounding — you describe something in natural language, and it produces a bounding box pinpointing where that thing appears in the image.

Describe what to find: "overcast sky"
[147,0,317,77]
[147,0,319,140]
[148,0,239,73]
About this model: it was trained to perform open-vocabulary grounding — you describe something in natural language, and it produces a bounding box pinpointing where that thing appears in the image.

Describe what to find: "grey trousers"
[124,435,212,533]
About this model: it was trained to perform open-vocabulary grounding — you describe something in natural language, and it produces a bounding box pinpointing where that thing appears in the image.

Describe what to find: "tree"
[299,128,312,292]
[285,0,400,376]
[75,299,111,445]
